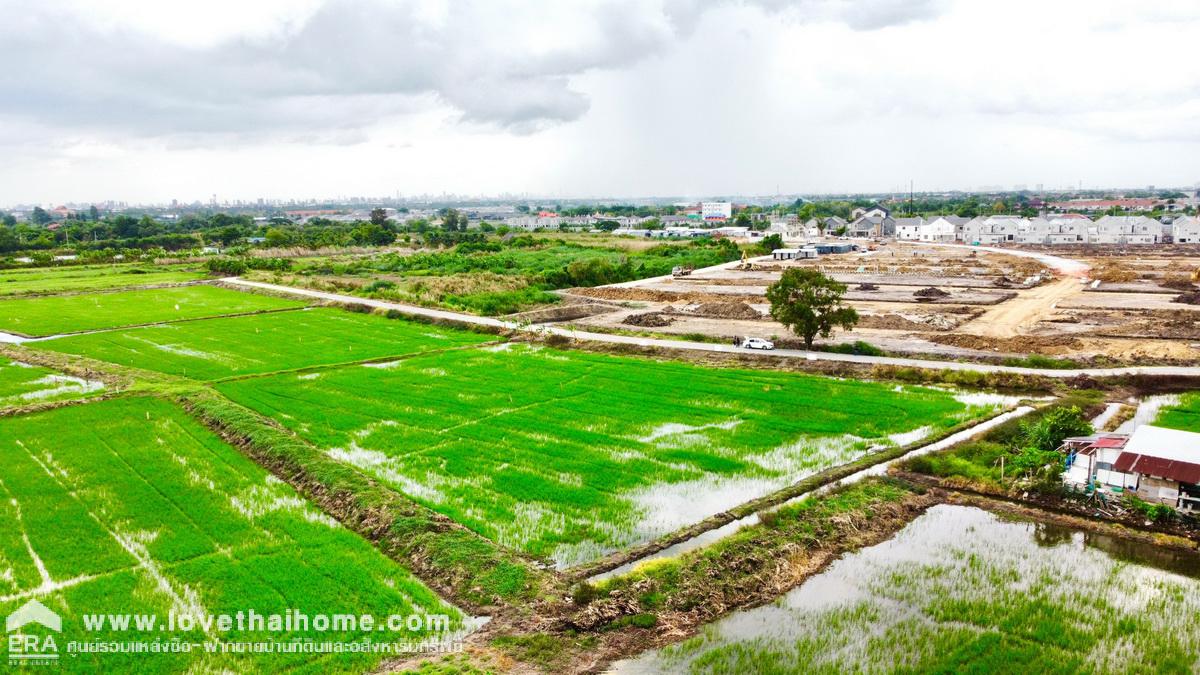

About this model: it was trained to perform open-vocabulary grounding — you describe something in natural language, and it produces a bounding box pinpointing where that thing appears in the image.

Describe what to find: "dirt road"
[224,277,1200,380]
[964,276,1083,338]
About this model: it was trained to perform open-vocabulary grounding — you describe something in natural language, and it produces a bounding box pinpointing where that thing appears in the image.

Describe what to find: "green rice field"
[36,308,496,380]
[0,397,463,672]
[1155,392,1200,432]
[613,504,1200,674]
[217,345,996,566]
[0,264,203,296]
[0,356,104,408]
[0,285,303,336]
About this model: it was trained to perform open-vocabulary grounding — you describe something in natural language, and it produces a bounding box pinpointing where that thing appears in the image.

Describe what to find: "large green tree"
[766,268,858,349]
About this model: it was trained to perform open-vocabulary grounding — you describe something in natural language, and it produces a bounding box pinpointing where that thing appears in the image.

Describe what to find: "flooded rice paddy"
[609,504,1200,674]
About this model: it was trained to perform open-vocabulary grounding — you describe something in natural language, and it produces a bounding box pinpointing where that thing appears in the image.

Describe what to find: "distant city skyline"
[5,181,1199,213]
[3,0,1200,205]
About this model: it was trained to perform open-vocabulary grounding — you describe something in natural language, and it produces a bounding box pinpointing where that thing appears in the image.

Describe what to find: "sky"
[2,0,1200,205]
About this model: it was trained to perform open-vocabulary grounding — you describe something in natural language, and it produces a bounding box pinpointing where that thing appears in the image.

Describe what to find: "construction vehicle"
[671,265,693,277]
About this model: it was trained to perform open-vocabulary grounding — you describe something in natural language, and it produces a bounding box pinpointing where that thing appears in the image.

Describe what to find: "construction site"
[561,242,1200,366]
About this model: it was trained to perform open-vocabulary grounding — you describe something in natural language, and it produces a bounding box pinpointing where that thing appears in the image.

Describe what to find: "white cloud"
[1,0,1199,203]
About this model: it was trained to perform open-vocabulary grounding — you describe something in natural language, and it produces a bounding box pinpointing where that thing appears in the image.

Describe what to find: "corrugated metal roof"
[1113,453,1200,484]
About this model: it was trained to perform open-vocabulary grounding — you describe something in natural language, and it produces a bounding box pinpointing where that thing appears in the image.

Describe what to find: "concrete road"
[224,278,1200,380]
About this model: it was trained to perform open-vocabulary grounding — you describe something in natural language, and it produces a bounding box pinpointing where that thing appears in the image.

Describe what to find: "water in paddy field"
[606,505,1200,674]
[1114,394,1181,434]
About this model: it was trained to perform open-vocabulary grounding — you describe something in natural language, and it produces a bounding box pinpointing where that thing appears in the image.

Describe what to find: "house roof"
[1113,453,1200,484]
[1124,425,1200,462]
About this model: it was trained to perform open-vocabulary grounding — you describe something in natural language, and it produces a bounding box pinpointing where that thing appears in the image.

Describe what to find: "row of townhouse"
[784,202,1200,245]
[955,215,1200,245]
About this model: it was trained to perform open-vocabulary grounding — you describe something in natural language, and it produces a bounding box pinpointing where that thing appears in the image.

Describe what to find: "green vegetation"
[35,307,495,380]
[629,504,1200,674]
[0,264,202,296]
[1001,354,1082,370]
[217,345,991,565]
[766,268,858,349]
[0,285,302,336]
[0,397,462,672]
[1155,392,1200,432]
[820,340,885,357]
[903,391,1103,490]
[276,238,741,315]
[0,356,104,408]
[182,390,546,608]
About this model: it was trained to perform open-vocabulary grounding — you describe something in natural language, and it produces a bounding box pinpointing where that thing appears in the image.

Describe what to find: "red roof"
[1113,453,1200,484]
[1092,437,1127,449]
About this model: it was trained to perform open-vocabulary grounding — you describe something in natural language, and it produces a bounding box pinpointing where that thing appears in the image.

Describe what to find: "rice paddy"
[216,345,996,566]
[1154,392,1199,432]
[0,264,203,296]
[0,356,104,408]
[612,504,1200,674]
[0,397,463,672]
[35,307,496,380]
[0,284,302,336]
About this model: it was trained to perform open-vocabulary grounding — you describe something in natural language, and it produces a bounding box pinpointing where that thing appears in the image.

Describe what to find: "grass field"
[36,308,496,380]
[1154,392,1200,432]
[0,356,104,408]
[0,397,463,672]
[217,345,994,566]
[278,238,740,315]
[0,285,303,336]
[0,264,203,296]
[618,504,1200,674]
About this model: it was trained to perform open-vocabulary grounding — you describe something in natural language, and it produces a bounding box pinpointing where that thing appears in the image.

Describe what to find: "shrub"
[363,279,397,293]
[205,257,248,276]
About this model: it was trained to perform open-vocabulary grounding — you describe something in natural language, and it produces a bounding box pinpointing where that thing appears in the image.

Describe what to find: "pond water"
[608,504,1200,673]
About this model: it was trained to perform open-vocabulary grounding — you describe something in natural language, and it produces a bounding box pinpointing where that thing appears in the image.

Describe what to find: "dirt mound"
[914,287,949,298]
[993,276,1015,288]
[1161,275,1198,291]
[927,333,1082,353]
[572,286,761,304]
[856,283,880,291]
[678,302,764,320]
[1175,292,1200,305]
[622,312,675,327]
[858,314,927,331]
[1093,263,1138,283]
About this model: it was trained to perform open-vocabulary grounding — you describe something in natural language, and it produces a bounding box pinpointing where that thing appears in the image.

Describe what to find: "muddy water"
[607,504,1200,674]
[1114,394,1181,434]
[589,407,1034,582]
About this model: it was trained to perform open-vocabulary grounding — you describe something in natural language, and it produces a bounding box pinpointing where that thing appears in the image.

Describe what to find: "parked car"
[742,337,774,350]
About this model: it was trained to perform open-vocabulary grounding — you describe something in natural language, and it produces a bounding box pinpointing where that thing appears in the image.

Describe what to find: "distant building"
[850,205,891,220]
[701,202,732,222]
[1170,215,1200,244]
[962,216,1025,244]
[1089,216,1161,244]
[1049,198,1160,212]
[847,214,895,238]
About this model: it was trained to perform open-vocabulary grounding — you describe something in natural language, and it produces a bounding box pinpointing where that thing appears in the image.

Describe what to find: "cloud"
[0,0,949,146]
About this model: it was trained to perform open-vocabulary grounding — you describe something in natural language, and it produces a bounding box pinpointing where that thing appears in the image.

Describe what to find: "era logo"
[6,599,60,667]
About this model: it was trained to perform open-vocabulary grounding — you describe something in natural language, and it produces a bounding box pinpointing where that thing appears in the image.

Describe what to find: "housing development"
[4,1,1200,673]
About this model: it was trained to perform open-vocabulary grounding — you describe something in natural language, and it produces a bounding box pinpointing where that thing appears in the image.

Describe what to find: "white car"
[743,337,775,350]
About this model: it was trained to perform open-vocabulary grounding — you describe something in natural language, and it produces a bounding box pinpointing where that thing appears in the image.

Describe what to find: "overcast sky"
[3,0,1200,205]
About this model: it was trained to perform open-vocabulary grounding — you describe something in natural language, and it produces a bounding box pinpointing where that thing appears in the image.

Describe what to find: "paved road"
[224,278,1200,379]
